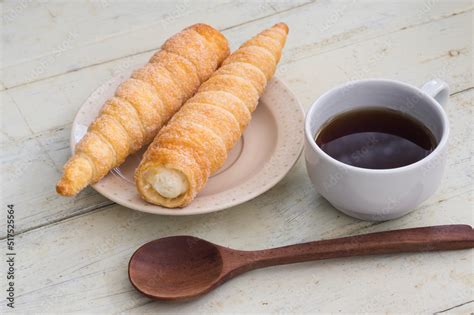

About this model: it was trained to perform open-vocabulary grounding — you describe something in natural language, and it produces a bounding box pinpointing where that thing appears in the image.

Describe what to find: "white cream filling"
[147,167,188,199]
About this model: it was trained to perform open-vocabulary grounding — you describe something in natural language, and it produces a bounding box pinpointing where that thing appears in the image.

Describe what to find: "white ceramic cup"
[304,79,449,221]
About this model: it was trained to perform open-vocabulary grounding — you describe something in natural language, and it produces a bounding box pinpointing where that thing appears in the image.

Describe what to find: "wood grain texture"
[1,1,472,236]
[0,0,473,313]
[0,0,311,88]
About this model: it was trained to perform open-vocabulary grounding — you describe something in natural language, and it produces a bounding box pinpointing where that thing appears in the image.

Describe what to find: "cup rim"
[304,78,450,174]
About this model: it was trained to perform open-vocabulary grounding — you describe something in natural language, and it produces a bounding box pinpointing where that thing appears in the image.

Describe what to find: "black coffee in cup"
[315,107,437,169]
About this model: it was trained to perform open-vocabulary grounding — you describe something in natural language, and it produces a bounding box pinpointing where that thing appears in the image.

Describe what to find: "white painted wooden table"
[1,1,473,313]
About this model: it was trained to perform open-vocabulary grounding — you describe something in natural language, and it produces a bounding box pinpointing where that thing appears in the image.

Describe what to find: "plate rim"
[71,75,304,216]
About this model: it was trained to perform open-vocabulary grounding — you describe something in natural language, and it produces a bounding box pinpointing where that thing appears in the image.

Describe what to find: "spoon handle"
[248,225,474,268]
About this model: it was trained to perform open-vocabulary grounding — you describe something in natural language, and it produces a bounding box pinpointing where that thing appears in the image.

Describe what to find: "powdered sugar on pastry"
[135,23,289,208]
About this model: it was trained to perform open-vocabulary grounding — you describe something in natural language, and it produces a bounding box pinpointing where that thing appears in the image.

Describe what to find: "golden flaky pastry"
[135,23,289,208]
[56,24,229,196]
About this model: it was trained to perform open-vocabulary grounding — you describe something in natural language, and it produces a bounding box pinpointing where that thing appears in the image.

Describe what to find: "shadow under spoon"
[128,224,474,301]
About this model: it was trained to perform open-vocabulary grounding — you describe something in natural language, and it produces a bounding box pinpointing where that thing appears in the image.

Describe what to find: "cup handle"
[421,79,449,108]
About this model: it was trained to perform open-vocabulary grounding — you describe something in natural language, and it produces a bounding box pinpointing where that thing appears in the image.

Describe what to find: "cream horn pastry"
[56,24,229,196]
[135,23,289,207]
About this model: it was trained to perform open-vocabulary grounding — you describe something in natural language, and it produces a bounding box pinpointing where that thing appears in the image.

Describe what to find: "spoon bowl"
[129,225,474,301]
[129,236,225,300]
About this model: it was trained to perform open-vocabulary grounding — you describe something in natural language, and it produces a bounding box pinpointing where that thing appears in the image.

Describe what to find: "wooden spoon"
[128,224,474,301]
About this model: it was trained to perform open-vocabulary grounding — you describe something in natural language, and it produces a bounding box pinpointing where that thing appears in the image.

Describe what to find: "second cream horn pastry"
[56,24,229,196]
[135,23,289,207]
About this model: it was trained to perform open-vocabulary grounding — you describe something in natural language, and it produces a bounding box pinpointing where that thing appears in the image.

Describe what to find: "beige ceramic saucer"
[71,71,304,215]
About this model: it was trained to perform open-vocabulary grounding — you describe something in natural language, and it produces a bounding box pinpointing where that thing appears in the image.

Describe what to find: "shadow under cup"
[304,80,449,221]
